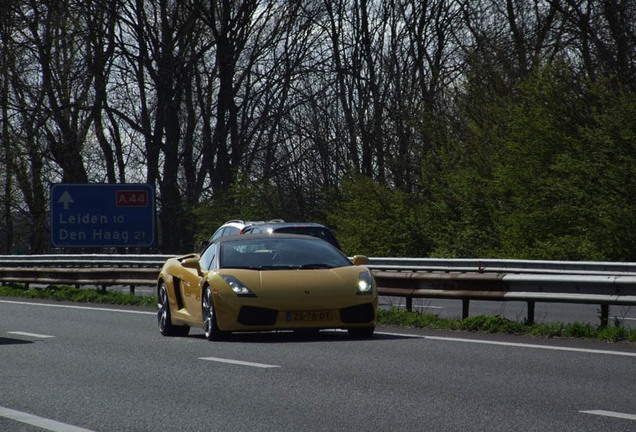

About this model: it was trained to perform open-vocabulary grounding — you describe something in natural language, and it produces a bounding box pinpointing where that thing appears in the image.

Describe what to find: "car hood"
[216,266,368,298]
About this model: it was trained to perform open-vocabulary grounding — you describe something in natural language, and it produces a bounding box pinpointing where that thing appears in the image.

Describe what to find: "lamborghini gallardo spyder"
[157,234,378,340]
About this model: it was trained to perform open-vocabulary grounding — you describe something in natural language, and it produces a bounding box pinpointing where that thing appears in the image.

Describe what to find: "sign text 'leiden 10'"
[50,184,156,248]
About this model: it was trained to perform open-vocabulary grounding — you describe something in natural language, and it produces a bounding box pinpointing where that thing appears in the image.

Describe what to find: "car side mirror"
[182,257,203,275]
[352,255,369,266]
[199,241,209,251]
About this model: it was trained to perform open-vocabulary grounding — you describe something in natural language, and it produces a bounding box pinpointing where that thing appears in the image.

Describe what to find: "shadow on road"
[184,329,421,344]
[0,337,34,346]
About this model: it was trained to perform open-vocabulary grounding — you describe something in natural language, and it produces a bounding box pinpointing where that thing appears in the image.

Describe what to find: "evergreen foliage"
[326,174,430,257]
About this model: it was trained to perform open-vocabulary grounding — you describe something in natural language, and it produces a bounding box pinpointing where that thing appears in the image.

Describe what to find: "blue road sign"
[50,184,155,248]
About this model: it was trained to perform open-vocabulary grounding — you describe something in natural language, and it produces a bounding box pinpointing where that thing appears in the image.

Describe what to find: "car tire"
[202,286,227,341]
[347,325,375,339]
[157,283,190,337]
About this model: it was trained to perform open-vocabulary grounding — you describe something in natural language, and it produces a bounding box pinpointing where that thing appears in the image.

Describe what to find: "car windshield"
[219,237,351,270]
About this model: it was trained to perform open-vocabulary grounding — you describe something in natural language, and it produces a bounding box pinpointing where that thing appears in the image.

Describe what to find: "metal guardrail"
[367,257,636,275]
[0,254,172,294]
[1,255,635,325]
[0,254,171,267]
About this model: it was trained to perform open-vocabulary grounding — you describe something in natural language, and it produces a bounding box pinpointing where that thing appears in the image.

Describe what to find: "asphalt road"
[1,299,635,432]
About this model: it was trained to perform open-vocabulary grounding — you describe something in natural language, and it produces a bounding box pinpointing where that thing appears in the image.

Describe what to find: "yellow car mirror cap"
[352,255,369,266]
[182,257,202,274]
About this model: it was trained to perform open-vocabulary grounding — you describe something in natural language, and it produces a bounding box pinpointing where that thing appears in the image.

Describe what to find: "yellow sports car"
[157,234,378,340]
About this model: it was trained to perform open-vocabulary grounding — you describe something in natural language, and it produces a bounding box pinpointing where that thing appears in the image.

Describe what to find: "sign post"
[50,184,156,248]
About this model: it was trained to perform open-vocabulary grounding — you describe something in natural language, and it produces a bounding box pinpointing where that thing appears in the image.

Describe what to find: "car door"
[183,243,217,320]
[166,262,201,326]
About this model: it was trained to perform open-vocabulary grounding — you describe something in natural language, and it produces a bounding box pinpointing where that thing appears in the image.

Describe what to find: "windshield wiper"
[223,265,262,270]
[227,264,334,270]
[258,265,298,270]
[298,263,332,269]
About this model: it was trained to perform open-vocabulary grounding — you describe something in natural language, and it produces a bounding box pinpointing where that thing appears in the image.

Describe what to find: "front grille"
[340,303,375,323]
[237,306,278,326]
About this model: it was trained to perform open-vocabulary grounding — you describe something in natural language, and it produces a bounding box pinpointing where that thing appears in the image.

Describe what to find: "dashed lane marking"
[200,356,281,368]
[580,410,636,421]
[0,406,95,432]
[7,331,54,339]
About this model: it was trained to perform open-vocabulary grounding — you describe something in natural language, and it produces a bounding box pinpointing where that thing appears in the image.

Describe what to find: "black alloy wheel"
[202,286,227,341]
[157,283,189,337]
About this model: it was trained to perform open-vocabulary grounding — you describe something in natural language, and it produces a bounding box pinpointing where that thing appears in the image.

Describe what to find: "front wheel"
[202,286,227,341]
[157,283,189,337]
[348,325,375,339]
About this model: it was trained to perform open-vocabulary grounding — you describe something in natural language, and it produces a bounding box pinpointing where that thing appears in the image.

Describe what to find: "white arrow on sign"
[58,190,74,210]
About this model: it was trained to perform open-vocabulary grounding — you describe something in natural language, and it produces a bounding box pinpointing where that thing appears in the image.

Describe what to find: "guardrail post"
[129,285,135,294]
[527,301,535,325]
[600,304,609,327]
[406,297,413,312]
[462,299,470,319]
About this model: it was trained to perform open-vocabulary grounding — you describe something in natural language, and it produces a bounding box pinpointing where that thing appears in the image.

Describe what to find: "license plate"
[286,311,332,321]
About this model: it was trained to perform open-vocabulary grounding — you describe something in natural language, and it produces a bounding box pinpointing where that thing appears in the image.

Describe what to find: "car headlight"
[221,275,256,297]
[357,271,374,295]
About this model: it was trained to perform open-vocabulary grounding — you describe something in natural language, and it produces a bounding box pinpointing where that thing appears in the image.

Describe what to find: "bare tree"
[84,0,124,183]
[0,1,16,253]
[2,0,62,252]
[115,0,210,252]
[546,0,636,86]
[21,0,97,183]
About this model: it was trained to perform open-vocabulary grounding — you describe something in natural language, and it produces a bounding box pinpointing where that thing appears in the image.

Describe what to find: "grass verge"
[1,284,634,342]
[0,283,156,308]
[377,307,636,343]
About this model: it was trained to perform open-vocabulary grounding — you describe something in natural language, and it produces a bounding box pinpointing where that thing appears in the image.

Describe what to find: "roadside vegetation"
[0,283,156,308]
[3,2,636,260]
[377,308,636,343]
[2,283,634,343]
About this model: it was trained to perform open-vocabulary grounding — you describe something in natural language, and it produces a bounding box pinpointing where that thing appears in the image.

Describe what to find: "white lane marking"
[2,300,634,358]
[200,357,280,368]
[580,410,636,421]
[7,331,54,339]
[423,335,636,358]
[0,299,155,315]
[0,406,96,432]
[375,331,426,338]
[375,332,636,357]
